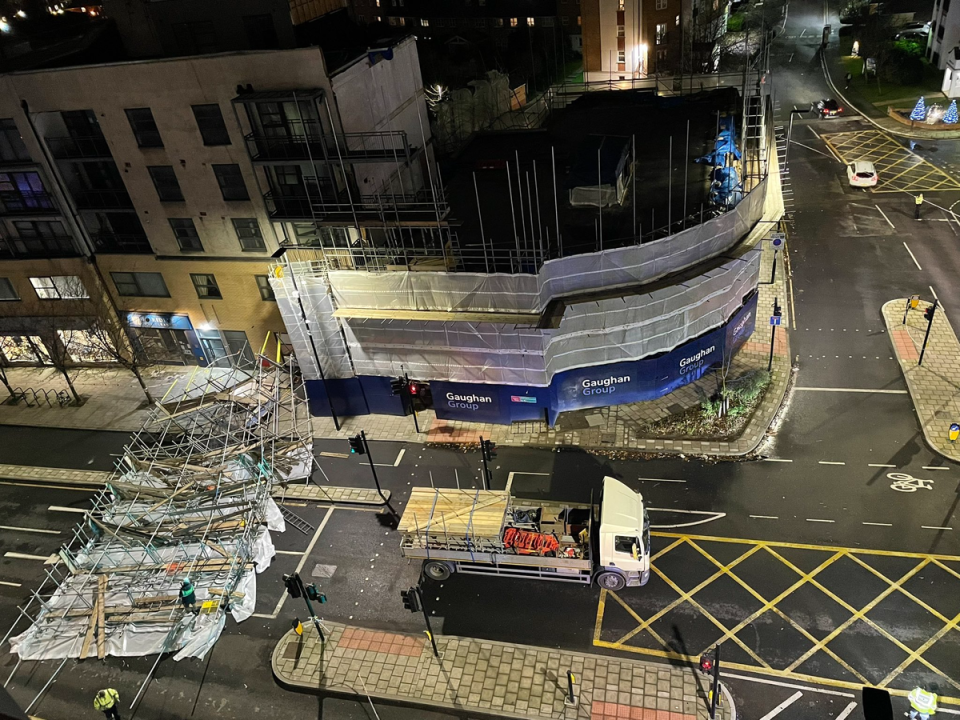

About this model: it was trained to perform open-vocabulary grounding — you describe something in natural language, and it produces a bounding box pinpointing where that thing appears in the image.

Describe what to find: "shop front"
[126,313,203,366]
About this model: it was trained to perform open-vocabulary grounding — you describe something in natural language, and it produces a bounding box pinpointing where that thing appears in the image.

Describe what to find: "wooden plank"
[332,307,541,325]
[399,488,509,536]
[96,575,107,659]
[79,594,98,659]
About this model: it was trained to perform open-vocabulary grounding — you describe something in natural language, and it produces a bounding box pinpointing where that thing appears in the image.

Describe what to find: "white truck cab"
[594,476,651,590]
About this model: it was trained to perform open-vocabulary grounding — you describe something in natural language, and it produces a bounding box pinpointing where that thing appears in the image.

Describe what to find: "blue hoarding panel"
[431,380,506,423]
[359,375,407,416]
[305,378,369,419]
[552,359,641,414]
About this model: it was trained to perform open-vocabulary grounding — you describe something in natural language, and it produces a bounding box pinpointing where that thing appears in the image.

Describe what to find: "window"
[577,15,581,25]
[0,119,30,162]
[399,17,406,25]
[656,0,667,8]
[358,12,365,21]
[495,17,503,26]
[614,536,636,554]
[656,22,667,43]
[618,0,625,8]
[232,218,266,251]
[388,16,397,25]
[243,14,279,49]
[191,104,231,146]
[945,0,951,15]
[124,108,162,148]
[676,13,680,24]
[0,335,50,364]
[111,272,169,298]
[30,275,88,299]
[475,17,486,27]
[527,16,535,26]
[0,278,17,301]
[436,17,446,26]
[934,51,941,65]
[421,17,429,25]
[510,16,518,26]
[479,0,486,5]
[938,24,945,39]
[148,166,184,202]
[618,50,626,63]
[256,275,276,301]
[191,273,222,299]
[618,23,625,36]
[0,171,53,212]
[172,21,218,54]
[213,164,249,201]
[562,15,569,24]
[169,218,203,251]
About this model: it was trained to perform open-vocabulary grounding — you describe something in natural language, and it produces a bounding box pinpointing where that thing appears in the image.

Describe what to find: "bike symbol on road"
[888,472,935,492]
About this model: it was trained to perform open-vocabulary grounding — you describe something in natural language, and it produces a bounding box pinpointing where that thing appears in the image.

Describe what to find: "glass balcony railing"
[46,135,112,160]
[72,189,134,210]
[0,191,58,215]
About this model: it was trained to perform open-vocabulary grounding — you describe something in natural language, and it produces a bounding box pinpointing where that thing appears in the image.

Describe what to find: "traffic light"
[408,382,419,397]
[699,652,715,674]
[305,583,326,603]
[924,304,937,323]
[283,573,302,599]
[349,434,365,455]
[401,587,421,613]
[389,377,404,396]
[482,439,497,461]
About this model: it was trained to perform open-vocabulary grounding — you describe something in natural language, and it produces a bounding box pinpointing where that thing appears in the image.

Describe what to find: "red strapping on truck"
[503,527,560,555]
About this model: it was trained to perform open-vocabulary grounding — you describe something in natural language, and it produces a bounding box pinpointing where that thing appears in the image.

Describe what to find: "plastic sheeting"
[341,250,759,386]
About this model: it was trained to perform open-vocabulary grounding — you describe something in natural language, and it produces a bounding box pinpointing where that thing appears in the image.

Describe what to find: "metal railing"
[72,189,134,210]
[0,191,58,215]
[244,130,413,163]
[45,135,112,159]
[8,386,73,407]
[0,233,77,258]
[265,188,448,220]
[91,231,153,254]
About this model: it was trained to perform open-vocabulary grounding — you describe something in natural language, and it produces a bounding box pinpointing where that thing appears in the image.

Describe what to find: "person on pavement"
[94,688,121,720]
[908,685,938,719]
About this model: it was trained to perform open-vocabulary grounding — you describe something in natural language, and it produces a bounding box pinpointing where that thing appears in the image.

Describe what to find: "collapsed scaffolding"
[2,354,313,711]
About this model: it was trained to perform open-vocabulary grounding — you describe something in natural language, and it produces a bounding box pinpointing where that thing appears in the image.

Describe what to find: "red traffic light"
[699,654,714,673]
[409,382,419,396]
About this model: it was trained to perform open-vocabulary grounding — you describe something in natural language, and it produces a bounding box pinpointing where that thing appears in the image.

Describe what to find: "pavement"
[883,298,960,462]
[272,622,734,720]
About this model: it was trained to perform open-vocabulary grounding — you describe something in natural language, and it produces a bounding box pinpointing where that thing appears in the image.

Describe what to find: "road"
[5,0,960,717]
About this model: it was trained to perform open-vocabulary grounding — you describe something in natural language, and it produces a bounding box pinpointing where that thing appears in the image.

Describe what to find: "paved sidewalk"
[273,623,733,720]
[882,299,960,462]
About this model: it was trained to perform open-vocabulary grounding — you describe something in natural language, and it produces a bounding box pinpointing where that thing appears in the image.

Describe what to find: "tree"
[945,100,958,124]
[911,96,927,121]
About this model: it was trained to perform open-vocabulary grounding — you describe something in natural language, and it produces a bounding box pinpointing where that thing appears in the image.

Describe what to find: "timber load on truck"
[398,476,650,590]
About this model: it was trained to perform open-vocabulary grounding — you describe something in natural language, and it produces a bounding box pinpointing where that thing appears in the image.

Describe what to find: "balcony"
[46,135,112,160]
[244,131,416,164]
[72,189,134,210]
[264,188,448,222]
[0,191,59,216]
[91,231,152,254]
[0,233,78,259]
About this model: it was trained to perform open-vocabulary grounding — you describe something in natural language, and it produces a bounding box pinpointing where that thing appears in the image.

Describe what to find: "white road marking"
[505,471,550,495]
[4,552,58,562]
[806,518,836,523]
[760,691,803,720]
[790,140,835,159]
[647,508,726,529]
[875,205,895,229]
[750,515,779,519]
[922,466,950,471]
[818,461,845,466]
[720,671,855,697]
[394,448,406,466]
[903,241,923,270]
[48,506,87,514]
[862,522,893,527]
[0,525,59,535]
[274,550,304,556]
[930,285,940,302]
[868,464,896,468]
[254,506,335,620]
[788,52,795,62]
[921,525,953,531]
[0,581,22,588]
[795,387,907,394]
[637,477,686,483]
[763,458,793,463]
[836,701,858,720]
[808,126,821,140]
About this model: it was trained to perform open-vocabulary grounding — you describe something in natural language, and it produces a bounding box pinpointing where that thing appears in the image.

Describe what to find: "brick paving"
[273,623,731,720]
[882,299,960,462]
[275,483,389,505]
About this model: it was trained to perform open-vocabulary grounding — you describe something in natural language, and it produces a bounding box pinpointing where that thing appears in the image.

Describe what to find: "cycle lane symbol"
[887,472,935,492]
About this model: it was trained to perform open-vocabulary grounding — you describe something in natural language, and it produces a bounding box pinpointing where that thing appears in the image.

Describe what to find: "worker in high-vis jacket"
[908,686,939,719]
[93,688,121,720]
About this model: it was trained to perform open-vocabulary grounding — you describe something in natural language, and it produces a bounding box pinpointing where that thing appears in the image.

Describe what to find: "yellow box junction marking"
[822,130,960,193]
[594,532,960,705]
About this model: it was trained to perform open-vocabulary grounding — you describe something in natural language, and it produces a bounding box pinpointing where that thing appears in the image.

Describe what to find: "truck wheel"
[423,561,452,581]
[596,571,626,591]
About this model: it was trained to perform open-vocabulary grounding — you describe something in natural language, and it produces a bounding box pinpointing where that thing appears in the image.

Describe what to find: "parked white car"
[847,160,878,188]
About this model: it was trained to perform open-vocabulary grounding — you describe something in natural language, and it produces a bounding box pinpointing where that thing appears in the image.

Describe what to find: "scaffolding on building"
[1,353,314,714]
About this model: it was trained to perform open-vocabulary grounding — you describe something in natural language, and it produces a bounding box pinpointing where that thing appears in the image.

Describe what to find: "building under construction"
[3,355,313,712]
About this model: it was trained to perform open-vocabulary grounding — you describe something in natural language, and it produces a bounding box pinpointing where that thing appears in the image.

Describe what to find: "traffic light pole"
[918,300,939,366]
[360,430,400,518]
[404,373,420,434]
[290,572,325,644]
[479,436,491,490]
[415,586,439,658]
[709,643,721,719]
[767,297,781,372]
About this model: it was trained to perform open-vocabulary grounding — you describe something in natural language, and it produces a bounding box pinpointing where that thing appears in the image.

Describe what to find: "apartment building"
[101,0,347,58]
[581,0,726,80]
[0,37,429,369]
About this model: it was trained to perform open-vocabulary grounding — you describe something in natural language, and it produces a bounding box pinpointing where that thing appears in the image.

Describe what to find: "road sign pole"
[360,431,399,522]
[479,436,491,490]
[767,298,780,372]
[292,572,324,644]
[770,248,778,284]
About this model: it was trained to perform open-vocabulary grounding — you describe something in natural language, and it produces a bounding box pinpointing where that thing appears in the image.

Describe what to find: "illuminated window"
[577,15,581,25]
[618,24,625,36]
[421,17,429,25]
[656,23,667,43]
[618,50,626,62]
[399,16,406,25]
[619,0,625,8]
[527,16,535,25]
[676,13,680,24]
[510,17,518,26]
[30,275,88,300]
[375,0,379,5]
[495,17,503,26]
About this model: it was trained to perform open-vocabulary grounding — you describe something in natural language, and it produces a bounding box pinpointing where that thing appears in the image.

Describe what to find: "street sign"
[510,396,536,404]
[770,316,782,326]
[771,233,785,248]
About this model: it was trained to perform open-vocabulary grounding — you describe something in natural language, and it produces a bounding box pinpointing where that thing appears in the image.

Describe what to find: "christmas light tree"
[945,99,958,124]
[910,96,927,121]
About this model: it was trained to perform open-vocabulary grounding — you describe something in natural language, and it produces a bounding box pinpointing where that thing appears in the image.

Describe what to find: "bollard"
[950,423,959,444]
[564,671,578,707]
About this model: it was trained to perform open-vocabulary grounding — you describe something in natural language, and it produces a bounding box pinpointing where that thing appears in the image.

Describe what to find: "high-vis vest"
[908,687,938,714]
[94,688,119,711]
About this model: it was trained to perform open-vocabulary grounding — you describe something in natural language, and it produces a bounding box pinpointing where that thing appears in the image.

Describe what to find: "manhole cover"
[312,564,337,578]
